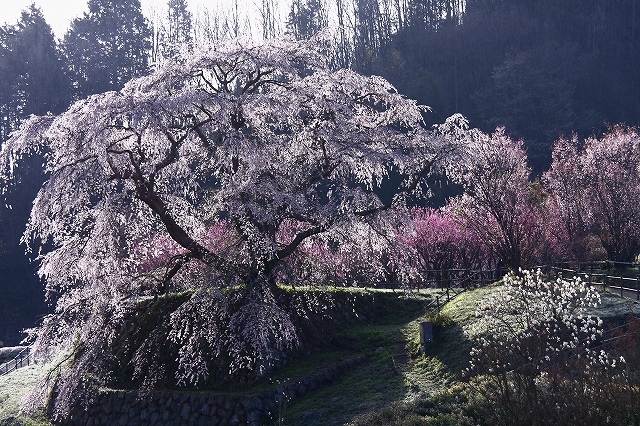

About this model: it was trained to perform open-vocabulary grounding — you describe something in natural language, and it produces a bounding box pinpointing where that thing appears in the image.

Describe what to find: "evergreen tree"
[0,4,67,345]
[0,5,69,140]
[15,6,70,116]
[62,0,151,98]
[164,0,192,55]
[0,28,19,143]
[286,0,327,40]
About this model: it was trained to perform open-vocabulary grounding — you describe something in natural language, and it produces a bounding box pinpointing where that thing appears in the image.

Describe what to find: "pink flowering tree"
[395,207,492,287]
[0,35,460,418]
[273,219,350,286]
[446,126,547,269]
[542,136,591,260]
[332,221,399,285]
[277,215,405,287]
[544,127,640,262]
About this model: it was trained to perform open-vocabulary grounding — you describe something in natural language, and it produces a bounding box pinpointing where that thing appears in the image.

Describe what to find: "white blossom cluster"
[468,269,604,377]
[465,269,639,424]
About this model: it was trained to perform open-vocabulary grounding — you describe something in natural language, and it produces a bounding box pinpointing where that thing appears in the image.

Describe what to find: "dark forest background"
[2,0,640,345]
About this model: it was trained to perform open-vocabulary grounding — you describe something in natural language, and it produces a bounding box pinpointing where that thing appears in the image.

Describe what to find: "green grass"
[282,282,640,425]
[280,290,453,425]
[348,282,640,425]
[281,330,409,426]
[439,285,498,327]
[4,282,638,425]
[0,364,51,426]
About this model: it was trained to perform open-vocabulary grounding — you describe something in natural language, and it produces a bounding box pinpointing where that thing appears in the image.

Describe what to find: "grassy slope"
[280,320,414,424]
[281,289,463,426]
[0,364,51,426]
[0,288,445,426]
[2,285,637,426]
[285,284,640,425]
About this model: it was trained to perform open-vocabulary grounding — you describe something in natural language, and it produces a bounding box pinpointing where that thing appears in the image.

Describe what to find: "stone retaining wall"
[65,356,365,426]
[61,290,407,424]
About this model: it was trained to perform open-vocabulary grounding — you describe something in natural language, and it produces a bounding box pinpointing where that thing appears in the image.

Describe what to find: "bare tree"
[258,0,282,39]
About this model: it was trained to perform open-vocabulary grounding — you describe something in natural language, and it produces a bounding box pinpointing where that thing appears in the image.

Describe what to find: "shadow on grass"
[280,294,475,426]
[281,346,407,426]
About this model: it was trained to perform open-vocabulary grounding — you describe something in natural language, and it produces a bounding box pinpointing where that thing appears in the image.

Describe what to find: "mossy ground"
[282,283,640,425]
[279,287,468,426]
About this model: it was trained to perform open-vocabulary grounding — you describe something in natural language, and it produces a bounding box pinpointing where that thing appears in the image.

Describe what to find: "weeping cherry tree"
[0,34,459,418]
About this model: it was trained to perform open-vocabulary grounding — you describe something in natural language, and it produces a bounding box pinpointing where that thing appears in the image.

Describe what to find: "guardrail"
[550,265,640,301]
[331,267,507,292]
[0,346,33,377]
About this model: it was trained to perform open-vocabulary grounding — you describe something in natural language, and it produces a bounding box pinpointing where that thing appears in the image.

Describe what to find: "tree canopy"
[447,127,539,269]
[544,127,640,262]
[62,0,151,98]
[1,34,459,419]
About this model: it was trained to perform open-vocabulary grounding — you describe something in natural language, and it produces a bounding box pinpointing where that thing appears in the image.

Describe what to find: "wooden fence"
[550,263,640,301]
[366,267,507,310]
[411,267,507,290]
[410,261,640,311]
[405,261,640,309]
[341,267,508,292]
[6,263,633,377]
[410,261,640,312]
[0,346,32,377]
[420,268,505,309]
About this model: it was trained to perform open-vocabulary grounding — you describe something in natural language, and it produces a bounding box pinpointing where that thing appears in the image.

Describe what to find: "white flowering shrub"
[467,269,636,425]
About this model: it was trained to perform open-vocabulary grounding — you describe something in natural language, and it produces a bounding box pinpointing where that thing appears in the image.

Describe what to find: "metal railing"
[0,346,33,377]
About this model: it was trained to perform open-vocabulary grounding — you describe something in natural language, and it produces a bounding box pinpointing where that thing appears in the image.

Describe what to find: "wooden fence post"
[621,278,624,297]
